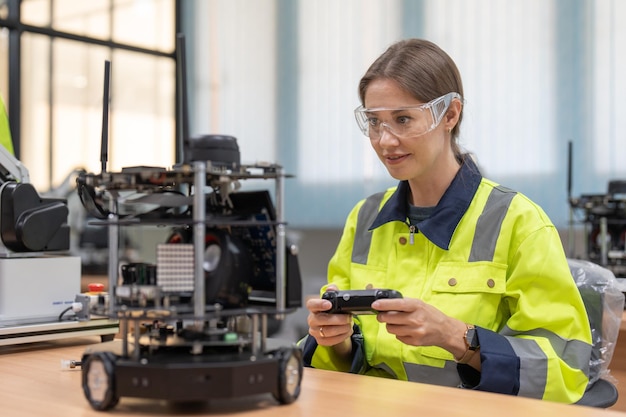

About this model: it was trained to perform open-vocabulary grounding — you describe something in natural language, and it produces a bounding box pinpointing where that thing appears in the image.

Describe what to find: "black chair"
[577,378,619,408]
[569,259,624,408]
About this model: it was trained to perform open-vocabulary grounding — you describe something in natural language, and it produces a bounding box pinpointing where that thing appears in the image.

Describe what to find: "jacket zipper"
[408,224,416,245]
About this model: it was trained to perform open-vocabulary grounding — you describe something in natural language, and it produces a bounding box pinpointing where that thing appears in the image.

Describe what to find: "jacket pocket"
[348,262,388,290]
[427,261,507,326]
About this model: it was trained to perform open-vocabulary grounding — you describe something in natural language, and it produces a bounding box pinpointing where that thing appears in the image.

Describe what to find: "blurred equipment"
[567,141,626,279]
[569,179,626,278]
[0,114,117,345]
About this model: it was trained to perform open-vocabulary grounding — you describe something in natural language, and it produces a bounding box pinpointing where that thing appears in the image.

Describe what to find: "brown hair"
[358,39,464,159]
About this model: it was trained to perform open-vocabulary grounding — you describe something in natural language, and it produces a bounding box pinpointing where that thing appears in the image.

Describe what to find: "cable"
[58,302,84,321]
[60,359,82,369]
[58,306,74,321]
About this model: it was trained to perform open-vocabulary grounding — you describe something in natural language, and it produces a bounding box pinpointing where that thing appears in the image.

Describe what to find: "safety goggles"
[354,92,461,140]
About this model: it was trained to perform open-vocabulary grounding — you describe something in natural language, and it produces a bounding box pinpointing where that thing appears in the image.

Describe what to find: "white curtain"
[297,0,402,185]
[192,0,278,164]
[190,0,626,228]
[592,0,626,177]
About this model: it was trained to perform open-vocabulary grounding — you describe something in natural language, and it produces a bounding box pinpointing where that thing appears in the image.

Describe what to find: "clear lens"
[354,92,461,140]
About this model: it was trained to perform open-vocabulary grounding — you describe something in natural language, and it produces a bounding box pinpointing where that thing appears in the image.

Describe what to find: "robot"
[75,134,304,411]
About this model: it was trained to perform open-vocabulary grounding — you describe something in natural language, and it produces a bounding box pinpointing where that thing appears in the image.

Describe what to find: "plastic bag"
[569,259,624,386]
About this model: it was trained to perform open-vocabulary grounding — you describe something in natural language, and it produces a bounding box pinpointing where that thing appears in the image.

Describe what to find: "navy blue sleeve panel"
[457,327,520,395]
[349,325,367,374]
[300,324,367,374]
[301,334,317,367]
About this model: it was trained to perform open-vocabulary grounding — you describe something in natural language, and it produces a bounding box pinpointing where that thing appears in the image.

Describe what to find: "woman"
[301,38,592,403]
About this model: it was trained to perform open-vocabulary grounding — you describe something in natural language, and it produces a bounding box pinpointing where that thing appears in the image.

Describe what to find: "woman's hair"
[358,39,464,159]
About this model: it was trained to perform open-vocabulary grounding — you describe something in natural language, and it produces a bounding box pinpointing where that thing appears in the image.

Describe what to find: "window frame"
[0,0,182,188]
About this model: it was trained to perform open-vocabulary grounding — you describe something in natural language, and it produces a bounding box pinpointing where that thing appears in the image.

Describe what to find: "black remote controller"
[321,289,403,314]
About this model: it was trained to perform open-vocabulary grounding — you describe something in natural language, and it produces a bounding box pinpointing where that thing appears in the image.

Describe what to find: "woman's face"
[363,78,449,182]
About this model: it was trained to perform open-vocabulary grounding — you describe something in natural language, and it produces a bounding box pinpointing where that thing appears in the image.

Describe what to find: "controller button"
[342,293,350,301]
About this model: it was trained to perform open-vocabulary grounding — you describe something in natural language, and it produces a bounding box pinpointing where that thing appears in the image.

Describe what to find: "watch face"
[466,328,479,350]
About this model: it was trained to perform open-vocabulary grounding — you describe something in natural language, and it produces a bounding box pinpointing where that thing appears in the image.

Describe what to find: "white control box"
[0,256,80,325]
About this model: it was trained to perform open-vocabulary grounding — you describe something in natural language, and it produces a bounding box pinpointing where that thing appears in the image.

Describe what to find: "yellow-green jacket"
[0,95,15,154]
[301,157,592,403]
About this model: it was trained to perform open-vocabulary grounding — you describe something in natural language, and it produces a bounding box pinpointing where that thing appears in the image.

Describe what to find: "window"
[1,0,177,191]
[0,27,7,105]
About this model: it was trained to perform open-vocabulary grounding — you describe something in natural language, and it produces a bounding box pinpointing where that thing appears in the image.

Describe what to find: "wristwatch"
[464,324,479,351]
[456,324,479,364]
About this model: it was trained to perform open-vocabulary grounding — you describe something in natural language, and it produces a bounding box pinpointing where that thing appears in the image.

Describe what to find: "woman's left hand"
[372,297,467,357]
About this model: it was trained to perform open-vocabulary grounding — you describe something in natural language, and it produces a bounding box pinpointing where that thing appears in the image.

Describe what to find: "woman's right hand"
[306,285,354,350]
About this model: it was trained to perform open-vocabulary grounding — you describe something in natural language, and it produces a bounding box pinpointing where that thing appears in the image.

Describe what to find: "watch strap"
[455,324,478,364]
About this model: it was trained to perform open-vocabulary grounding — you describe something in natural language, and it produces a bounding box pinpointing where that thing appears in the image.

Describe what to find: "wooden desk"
[1,338,625,417]
[606,312,626,411]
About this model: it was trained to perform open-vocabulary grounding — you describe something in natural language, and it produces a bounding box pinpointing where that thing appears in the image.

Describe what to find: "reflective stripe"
[527,328,589,373]
[506,336,548,399]
[469,186,516,262]
[351,192,386,264]
[373,362,398,379]
[405,361,461,387]
[502,325,592,399]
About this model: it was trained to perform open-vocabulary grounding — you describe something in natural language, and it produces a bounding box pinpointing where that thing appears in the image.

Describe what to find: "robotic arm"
[0,139,30,184]
[0,144,69,254]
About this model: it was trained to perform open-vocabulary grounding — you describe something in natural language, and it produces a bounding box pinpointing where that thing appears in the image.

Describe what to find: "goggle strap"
[432,94,452,125]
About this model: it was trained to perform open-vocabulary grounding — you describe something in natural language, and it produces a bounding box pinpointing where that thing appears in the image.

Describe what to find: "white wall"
[184,0,626,231]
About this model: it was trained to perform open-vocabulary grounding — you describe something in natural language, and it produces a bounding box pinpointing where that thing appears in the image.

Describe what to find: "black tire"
[82,351,120,411]
[272,346,303,404]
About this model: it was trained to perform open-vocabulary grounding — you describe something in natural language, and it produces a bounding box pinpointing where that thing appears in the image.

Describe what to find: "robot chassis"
[77,160,303,411]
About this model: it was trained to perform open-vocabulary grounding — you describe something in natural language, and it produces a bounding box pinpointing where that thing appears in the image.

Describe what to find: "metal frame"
[83,161,290,361]
[78,162,301,409]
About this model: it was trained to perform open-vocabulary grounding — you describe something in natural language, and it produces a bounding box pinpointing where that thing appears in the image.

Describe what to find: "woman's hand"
[306,285,354,356]
[372,297,468,359]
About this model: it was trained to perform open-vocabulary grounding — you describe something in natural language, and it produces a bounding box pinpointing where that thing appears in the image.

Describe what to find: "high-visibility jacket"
[301,157,592,403]
[0,95,15,155]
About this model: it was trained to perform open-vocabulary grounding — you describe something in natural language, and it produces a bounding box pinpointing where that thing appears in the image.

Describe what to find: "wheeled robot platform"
[80,309,303,411]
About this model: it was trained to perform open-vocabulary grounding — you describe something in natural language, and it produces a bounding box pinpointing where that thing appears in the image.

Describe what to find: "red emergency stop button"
[88,283,105,293]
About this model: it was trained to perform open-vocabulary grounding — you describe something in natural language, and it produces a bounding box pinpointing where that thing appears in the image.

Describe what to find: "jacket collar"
[368,156,482,250]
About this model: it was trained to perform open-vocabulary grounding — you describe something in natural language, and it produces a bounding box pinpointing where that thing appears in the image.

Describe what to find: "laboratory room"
[1,0,626,416]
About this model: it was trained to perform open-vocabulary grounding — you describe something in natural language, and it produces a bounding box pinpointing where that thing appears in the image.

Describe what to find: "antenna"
[100,60,111,174]
[176,33,189,164]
